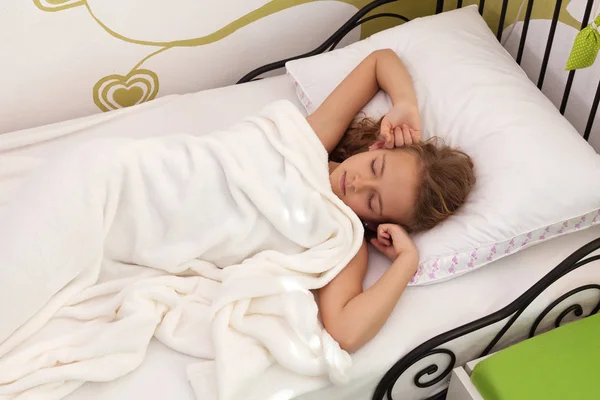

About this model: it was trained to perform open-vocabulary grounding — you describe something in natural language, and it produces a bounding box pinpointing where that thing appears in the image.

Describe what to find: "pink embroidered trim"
[409,208,600,286]
[288,72,314,113]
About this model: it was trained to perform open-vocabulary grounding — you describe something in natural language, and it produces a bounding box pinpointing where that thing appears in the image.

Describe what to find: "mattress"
[2,75,599,400]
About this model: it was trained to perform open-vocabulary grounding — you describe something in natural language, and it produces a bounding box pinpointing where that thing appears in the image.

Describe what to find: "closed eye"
[368,192,375,211]
[372,156,385,177]
[369,157,383,214]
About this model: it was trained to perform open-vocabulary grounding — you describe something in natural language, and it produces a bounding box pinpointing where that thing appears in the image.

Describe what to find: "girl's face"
[329,148,420,227]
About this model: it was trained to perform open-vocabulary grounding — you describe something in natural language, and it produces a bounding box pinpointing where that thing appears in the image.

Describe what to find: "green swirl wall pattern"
[33,0,583,112]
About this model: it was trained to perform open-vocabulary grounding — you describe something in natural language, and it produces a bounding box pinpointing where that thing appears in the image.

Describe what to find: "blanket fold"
[0,100,363,400]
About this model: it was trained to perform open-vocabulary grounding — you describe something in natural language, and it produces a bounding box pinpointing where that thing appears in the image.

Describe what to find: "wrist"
[394,246,419,262]
[391,98,418,112]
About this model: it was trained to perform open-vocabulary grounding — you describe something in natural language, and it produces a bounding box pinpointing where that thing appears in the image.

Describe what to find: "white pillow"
[286,6,600,285]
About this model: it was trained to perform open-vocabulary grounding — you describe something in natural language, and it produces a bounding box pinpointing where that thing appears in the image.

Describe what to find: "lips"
[340,172,347,195]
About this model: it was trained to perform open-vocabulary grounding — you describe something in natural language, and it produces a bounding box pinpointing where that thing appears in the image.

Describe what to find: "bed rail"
[373,238,600,399]
[371,2,600,396]
[238,0,600,142]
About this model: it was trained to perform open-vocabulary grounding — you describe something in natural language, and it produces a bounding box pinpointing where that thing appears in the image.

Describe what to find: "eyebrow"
[378,154,386,215]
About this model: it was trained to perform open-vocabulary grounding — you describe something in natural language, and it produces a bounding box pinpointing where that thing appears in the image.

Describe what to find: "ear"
[368,140,386,151]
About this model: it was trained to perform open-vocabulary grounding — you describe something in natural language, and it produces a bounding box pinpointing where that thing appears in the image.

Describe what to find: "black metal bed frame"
[238,1,600,399]
[239,0,600,142]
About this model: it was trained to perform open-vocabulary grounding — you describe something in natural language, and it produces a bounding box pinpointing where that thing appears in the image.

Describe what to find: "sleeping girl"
[0,49,474,399]
[309,49,475,352]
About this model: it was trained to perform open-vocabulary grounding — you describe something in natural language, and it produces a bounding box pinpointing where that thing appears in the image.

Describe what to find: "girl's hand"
[379,103,422,149]
[369,224,417,261]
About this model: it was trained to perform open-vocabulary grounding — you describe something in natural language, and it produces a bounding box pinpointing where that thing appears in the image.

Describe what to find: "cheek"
[346,196,366,218]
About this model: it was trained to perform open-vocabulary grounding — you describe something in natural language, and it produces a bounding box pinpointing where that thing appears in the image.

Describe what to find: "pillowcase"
[286,6,600,285]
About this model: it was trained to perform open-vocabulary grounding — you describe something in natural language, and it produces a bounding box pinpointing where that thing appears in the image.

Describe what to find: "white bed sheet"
[2,75,599,400]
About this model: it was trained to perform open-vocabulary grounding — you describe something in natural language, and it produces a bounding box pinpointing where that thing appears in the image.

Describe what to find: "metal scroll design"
[236,0,408,84]
[372,239,600,400]
[412,349,456,389]
[529,283,600,338]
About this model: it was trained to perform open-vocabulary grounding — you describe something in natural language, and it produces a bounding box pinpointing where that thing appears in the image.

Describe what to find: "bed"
[2,1,600,400]
[3,75,600,400]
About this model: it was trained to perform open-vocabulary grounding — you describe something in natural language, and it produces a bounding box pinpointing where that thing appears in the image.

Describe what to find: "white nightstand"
[446,355,493,400]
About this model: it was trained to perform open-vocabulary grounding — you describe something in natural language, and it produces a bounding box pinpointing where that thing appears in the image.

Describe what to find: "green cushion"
[471,313,600,400]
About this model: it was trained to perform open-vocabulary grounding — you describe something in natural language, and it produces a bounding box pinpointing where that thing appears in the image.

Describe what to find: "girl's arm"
[306,49,419,153]
[319,225,418,353]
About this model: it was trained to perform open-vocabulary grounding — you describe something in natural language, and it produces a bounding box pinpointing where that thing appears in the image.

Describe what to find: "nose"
[350,175,376,192]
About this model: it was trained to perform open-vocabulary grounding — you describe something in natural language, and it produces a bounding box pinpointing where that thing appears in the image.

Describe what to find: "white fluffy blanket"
[0,100,363,400]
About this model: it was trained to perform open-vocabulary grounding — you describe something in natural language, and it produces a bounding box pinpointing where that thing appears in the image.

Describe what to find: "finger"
[380,119,390,134]
[377,236,392,246]
[380,133,393,150]
[383,129,394,149]
[411,129,422,143]
[370,239,396,260]
[411,117,423,133]
[379,223,394,232]
[377,228,391,243]
[370,238,387,251]
[371,239,393,253]
[393,127,404,147]
[379,224,399,240]
[376,232,391,245]
[402,124,413,146]
[370,238,388,252]
[380,122,392,142]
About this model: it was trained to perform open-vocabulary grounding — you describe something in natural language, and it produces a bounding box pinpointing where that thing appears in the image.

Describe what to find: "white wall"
[0,1,361,134]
